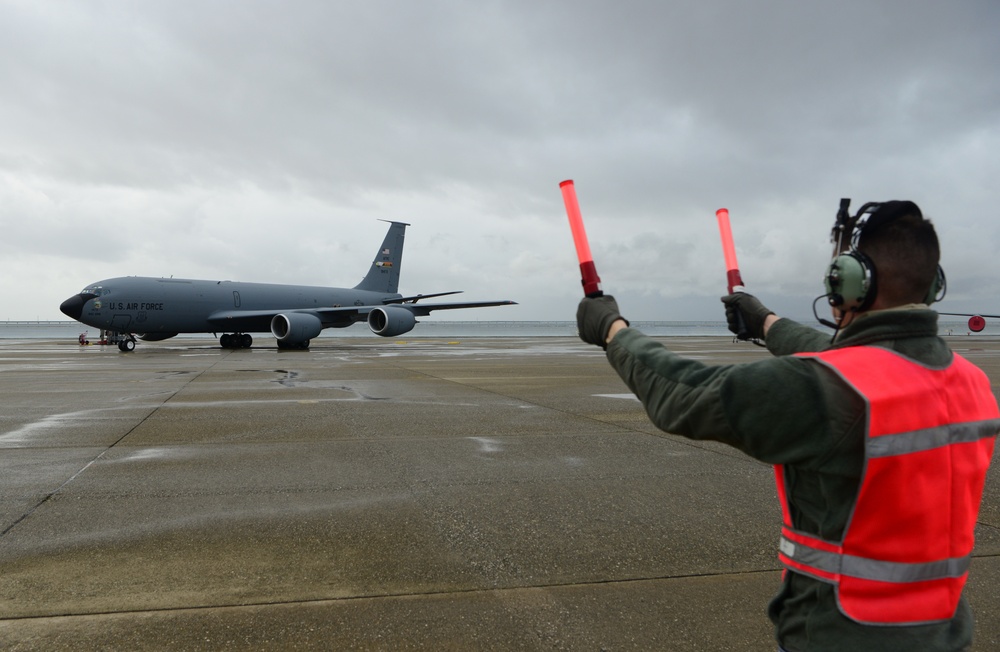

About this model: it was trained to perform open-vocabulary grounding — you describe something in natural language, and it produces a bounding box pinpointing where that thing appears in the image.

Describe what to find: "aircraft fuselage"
[64,277,400,335]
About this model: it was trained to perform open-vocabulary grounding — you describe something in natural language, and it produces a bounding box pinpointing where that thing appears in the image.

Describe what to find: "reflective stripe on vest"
[779,534,971,582]
[776,346,999,625]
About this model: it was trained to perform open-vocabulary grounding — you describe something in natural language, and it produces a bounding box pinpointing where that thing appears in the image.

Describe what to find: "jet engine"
[367,306,416,337]
[271,312,323,348]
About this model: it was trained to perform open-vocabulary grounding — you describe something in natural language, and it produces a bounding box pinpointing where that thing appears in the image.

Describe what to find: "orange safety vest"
[776,346,999,625]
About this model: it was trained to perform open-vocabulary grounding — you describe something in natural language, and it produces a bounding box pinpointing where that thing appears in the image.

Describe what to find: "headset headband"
[848,202,886,250]
[833,200,927,251]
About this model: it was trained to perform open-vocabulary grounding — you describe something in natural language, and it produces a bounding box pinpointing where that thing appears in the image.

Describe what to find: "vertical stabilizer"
[354,221,408,293]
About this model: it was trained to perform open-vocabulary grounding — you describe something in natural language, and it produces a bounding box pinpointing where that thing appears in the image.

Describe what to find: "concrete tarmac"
[1,335,999,651]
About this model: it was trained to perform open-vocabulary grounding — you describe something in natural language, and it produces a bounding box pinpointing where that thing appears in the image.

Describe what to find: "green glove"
[721,292,773,340]
[577,295,628,348]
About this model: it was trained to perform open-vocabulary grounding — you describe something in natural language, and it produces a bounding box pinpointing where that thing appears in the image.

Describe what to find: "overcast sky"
[2,1,998,324]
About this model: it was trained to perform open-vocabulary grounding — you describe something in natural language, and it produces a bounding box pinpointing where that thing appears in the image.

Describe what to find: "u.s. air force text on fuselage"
[100,302,164,312]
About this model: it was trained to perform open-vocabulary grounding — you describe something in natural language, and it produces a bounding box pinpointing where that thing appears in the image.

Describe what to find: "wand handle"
[560,180,603,297]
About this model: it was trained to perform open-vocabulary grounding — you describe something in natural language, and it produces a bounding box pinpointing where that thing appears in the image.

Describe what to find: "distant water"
[2,318,997,341]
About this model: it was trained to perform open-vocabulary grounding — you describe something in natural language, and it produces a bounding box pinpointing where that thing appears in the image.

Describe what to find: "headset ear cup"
[824,259,845,307]
[825,252,875,312]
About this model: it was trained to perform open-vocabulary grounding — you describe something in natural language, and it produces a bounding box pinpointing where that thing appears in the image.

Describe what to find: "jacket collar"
[830,307,938,350]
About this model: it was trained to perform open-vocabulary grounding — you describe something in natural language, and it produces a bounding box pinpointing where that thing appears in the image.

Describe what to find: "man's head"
[854,201,940,309]
[825,200,942,316]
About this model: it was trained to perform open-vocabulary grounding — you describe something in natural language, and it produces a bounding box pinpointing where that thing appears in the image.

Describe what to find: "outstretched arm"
[763,317,831,355]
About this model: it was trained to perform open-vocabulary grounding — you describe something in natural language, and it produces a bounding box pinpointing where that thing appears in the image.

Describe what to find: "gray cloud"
[1,0,998,322]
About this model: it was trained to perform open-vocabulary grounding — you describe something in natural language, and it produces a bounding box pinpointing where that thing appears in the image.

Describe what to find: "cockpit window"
[82,285,103,295]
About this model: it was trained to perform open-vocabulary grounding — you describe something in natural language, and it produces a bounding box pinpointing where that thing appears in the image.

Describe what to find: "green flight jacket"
[606,308,977,652]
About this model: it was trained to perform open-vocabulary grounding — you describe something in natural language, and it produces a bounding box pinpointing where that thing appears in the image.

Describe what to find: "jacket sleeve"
[606,327,852,465]
[765,318,832,356]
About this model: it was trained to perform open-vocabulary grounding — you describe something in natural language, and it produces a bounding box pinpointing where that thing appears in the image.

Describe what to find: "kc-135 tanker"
[60,221,516,351]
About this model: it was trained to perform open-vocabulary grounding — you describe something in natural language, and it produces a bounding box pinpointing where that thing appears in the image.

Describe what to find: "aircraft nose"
[60,294,90,320]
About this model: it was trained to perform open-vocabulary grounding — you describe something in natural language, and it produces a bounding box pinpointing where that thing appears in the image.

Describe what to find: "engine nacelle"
[367,306,417,337]
[137,332,178,341]
[969,315,986,332]
[271,312,323,347]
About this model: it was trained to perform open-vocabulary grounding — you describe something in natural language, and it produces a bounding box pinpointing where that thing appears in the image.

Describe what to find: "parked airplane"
[60,221,516,351]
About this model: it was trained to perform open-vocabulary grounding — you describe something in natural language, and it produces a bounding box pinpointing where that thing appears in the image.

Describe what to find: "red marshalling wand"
[560,180,603,297]
[715,208,753,340]
[715,208,745,293]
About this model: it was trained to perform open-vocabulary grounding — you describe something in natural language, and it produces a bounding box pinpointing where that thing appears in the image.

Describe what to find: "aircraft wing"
[208,306,368,331]
[207,299,517,331]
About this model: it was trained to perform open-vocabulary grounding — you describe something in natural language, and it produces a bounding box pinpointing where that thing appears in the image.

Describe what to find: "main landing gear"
[220,333,253,349]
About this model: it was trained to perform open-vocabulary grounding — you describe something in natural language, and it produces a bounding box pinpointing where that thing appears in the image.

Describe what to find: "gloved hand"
[721,292,774,340]
[577,295,628,349]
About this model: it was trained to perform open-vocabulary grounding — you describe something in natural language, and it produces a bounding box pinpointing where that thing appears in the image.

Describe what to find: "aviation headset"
[824,198,946,312]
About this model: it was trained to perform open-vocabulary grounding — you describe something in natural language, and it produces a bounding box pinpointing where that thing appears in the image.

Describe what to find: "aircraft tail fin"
[354,221,408,293]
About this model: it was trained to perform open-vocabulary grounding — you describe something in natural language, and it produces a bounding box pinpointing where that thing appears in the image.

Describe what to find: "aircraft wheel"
[120,339,135,352]
[220,334,231,348]
[241,334,253,348]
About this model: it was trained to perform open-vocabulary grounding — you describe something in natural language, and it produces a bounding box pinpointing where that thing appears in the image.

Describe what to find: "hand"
[577,295,628,348]
[721,292,774,340]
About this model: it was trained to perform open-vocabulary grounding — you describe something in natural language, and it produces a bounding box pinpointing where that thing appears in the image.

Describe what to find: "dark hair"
[856,201,940,306]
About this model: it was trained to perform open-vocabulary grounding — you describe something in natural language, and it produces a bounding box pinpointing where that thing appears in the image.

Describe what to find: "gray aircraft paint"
[60,221,515,350]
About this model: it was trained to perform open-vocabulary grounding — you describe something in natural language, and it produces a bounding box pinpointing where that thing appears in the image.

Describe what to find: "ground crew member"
[576,200,999,651]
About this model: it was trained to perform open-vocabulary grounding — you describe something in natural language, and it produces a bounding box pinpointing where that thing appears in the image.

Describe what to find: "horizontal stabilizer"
[404,300,517,317]
[385,291,463,304]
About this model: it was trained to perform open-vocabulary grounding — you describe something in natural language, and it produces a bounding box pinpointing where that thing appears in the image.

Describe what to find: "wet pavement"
[1,335,1000,650]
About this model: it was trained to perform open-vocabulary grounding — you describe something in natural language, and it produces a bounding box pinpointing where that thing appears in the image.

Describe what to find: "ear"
[925,265,946,304]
